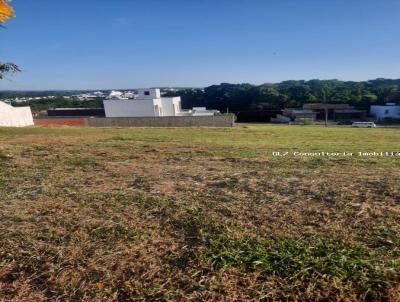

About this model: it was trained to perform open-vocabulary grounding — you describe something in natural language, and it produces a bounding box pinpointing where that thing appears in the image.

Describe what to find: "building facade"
[104,88,217,118]
[0,101,34,127]
[104,88,181,117]
[370,103,400,122]
[273,103,367,124]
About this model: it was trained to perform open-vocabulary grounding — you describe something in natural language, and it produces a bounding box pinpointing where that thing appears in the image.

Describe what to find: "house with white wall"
[192,107,220,116]
[0,101,34,127]
[104,88,217,117]
[370,103,400,122]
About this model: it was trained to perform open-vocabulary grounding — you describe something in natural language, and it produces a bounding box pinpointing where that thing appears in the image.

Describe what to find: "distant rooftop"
[303,103,353,110]
[334,109,365,113]
[52,108,103,110]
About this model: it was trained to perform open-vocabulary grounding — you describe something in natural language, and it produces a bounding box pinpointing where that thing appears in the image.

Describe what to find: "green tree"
[0,62,20,79]
[0,0,19,79]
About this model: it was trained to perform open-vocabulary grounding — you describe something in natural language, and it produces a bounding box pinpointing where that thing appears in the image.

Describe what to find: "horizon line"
[1,77,400,92]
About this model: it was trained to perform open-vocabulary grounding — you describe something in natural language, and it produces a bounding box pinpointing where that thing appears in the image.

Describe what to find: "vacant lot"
[0,125,399,301]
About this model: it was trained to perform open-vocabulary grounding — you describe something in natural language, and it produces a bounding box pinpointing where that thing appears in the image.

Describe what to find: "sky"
[1,0,400,90]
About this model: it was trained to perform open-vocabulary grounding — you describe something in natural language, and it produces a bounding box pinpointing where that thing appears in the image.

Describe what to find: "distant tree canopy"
[166,79,400,113]
[4,80,400,121]
[0,62,20,79]
[0,0,18,80]
[12,97,104,114]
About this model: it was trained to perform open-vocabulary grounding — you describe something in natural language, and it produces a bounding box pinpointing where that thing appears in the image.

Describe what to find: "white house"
[370,103,400,122]
[0,101,34,127]
[104,88,217,118]
[192,107,220,116]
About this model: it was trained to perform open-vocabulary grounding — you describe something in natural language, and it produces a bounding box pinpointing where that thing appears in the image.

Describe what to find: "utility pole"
[323,89,328,127]
[325,108,328,127]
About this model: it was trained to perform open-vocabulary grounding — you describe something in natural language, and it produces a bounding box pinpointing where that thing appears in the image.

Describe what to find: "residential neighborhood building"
[273,103,367,124]
[271,114,292,123]
[302,103,366,121]
[192,107,220,116]
[282,108,317,121]
[333,108,367,122]
[103,88,218,118]
[0,101,34,127]
[370,103,400,122]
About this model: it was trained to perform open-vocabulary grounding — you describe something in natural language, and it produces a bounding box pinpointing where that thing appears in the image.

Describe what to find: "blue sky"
[1,0,400,90]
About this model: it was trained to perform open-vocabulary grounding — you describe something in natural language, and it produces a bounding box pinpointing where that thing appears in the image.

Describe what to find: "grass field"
[0,125,399,301]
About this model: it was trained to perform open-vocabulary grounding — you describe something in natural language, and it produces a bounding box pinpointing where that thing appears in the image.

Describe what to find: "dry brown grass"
[0,125,399,301]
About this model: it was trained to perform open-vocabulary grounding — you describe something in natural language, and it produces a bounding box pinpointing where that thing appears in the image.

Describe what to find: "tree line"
[10,97,103,113]
[4,79,400,120]
[166,79,400,113]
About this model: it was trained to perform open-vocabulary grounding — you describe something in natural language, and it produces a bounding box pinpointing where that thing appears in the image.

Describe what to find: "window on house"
[144,91,150,96]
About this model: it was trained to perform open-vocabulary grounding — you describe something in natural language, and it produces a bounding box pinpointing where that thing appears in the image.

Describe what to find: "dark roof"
[334,109,366,113]
[303,103,353,110]
[47,108,105,117]
[52,108,103,111]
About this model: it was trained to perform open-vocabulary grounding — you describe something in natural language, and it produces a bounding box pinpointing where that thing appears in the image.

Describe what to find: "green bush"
[201,235,399,298]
